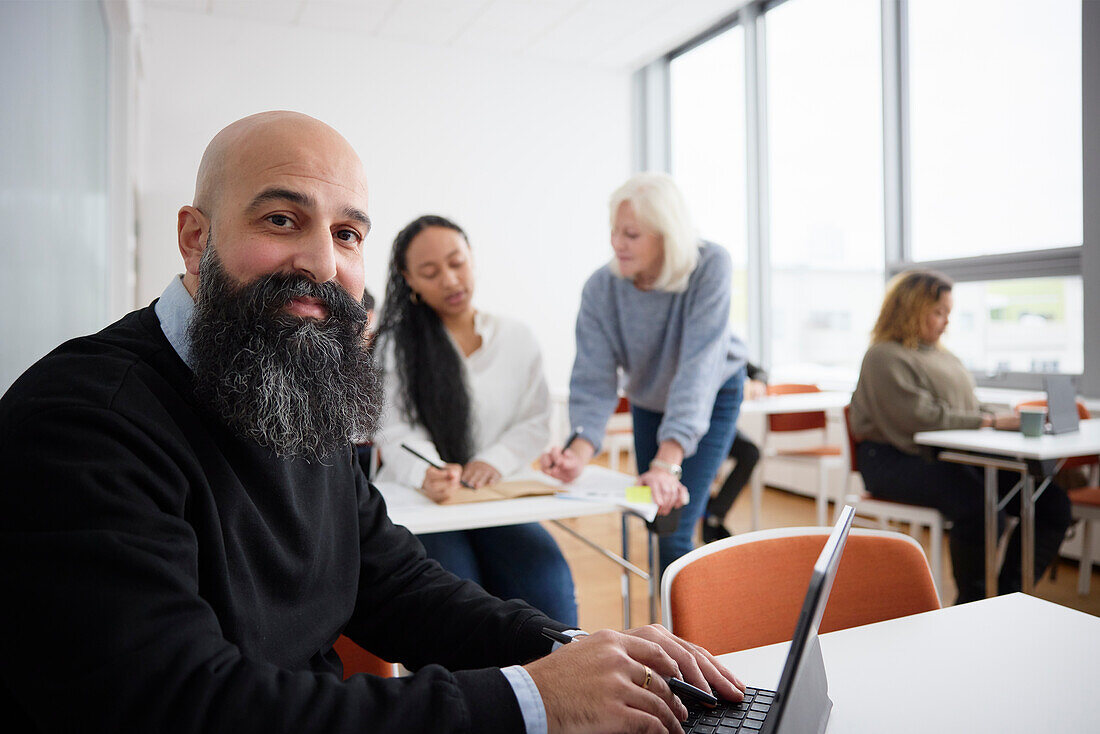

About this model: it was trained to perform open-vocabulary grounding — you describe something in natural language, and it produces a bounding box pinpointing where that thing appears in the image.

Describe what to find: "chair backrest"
[661,527,940,654]
[333,635,394,679]
[615,395,630,414]
[767,384,826,432]
[1015,398,1090,420]
[843,405,859,473]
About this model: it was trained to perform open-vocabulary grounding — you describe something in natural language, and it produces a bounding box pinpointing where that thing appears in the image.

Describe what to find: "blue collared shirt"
[152,276,549,733]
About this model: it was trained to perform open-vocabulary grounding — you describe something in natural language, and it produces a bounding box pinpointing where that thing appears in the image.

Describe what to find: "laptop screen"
[1044,374,1080,435]
[761,505,855,734]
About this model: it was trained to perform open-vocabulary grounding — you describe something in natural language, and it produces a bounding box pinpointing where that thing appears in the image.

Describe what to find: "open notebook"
[438,474,562,504]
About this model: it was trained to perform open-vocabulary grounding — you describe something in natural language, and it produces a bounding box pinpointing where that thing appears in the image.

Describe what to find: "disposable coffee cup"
[1019,406,1047,437]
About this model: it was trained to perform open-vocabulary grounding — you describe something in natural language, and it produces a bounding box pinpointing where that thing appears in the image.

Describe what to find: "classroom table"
[380,465,660,628]
[716,593,1100,733]
[738,391,852,529]
[915,419,1100,596]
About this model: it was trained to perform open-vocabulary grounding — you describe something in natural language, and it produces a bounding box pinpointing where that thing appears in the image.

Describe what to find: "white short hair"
[607,172,699,293]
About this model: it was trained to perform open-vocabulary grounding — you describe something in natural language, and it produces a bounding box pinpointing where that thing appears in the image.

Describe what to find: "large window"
[0,1,110,392]
[658,0,1089,390]
[907,0,1082,260]
[943,276,1084,375]
[766,0,882,375]
[670,25,749,345]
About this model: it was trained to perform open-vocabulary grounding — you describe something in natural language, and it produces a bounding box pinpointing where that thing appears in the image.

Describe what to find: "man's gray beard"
[187,242,382,463]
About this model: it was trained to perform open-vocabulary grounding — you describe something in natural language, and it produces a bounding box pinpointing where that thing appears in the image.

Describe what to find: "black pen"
[540,627,718,708]
[400,443,475,489]
[548,431,581,472]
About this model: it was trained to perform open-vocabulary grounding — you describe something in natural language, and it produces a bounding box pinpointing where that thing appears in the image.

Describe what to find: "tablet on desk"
[994,374,1080,435]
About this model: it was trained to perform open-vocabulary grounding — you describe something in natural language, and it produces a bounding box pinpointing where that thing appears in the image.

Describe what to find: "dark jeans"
[857,440,1072,604]
[632,367,746,574]
[417,523,578,626]
[706,434,761,520]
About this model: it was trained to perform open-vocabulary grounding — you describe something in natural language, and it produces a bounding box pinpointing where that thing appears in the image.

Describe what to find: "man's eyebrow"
[246,187,315,212]
[344,206,371,232]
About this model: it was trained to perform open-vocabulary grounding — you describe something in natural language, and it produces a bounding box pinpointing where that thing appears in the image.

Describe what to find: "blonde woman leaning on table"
[373,215,576,625]
[849,270,1072,604]
[540,173,748,574]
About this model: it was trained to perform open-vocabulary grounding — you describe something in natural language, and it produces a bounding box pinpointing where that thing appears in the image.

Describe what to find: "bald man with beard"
[0,112,744,734]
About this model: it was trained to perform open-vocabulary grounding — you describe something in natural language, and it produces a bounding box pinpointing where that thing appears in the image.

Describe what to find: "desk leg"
[648,528,659,624]
[750,471,763,531]
[985,466,998,598]
[1022,474,1035,594]
[751,428,768,531]
[621,513,631,629]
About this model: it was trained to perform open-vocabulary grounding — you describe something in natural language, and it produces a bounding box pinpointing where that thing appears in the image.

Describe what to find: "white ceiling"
[143,0,749,70]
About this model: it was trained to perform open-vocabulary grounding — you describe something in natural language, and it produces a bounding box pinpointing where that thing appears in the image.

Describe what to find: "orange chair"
[840,405,947,600]
[749,384,844,528]
[333,635,396,679]
[661,526,940,654]
[1017,400,1100,595]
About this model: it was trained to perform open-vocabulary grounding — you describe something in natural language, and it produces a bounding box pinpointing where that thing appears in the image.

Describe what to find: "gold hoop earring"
[409,291,421,304]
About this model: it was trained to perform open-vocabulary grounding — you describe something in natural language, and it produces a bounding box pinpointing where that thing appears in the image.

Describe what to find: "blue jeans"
[632,368,746,575]
[417,523,578,626]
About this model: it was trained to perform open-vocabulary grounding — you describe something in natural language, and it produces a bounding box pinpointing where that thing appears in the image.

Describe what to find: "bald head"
[177,111,370,301]
[193,111,367,218]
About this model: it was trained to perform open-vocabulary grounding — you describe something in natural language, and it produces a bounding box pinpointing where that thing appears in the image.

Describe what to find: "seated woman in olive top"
[849,270,1072,604]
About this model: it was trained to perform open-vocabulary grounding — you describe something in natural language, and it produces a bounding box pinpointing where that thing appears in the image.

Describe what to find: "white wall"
[136,7,632,390]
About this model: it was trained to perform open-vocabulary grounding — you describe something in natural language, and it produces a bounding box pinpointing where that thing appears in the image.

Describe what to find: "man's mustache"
[222,270,369,331]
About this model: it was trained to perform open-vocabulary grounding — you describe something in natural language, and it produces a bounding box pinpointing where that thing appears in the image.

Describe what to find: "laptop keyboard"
[683,686,776,733]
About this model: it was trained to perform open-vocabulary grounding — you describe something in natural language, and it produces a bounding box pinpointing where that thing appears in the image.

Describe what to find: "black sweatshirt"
[0,305,567,733]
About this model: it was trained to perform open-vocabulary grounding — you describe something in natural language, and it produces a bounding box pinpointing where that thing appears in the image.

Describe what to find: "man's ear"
[178,206,210,276]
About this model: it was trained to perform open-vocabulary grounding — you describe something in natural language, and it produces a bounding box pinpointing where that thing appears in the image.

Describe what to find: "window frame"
[643,0,1095,395]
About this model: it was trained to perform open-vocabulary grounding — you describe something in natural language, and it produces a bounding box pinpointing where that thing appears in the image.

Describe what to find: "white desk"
[717,594,1100,733]
[737,391,852,417]
[380,466,660,627]
[915,419,1100,596]
[739,391,852,529]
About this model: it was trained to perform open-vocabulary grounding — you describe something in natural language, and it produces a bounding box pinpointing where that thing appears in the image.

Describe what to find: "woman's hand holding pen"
[540,437,594,483]
[539,447,584,482]
[461,460,500,488]
[421,464,462,504]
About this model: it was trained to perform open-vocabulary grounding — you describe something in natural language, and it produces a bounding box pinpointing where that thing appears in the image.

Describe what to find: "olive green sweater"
[850,341,983,455]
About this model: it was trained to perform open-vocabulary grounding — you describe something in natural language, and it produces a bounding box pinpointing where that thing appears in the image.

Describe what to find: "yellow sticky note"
[625,486,653,503]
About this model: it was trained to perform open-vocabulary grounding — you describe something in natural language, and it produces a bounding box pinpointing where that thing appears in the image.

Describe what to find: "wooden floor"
[545,459,1100,632]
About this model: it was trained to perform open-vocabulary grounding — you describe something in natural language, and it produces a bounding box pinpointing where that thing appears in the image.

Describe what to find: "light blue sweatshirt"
[568,242,748,458]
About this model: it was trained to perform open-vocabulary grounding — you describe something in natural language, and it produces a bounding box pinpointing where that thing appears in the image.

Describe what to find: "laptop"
[1043,374,1080,435]
[682,505,855,734]
[992,374,1080,435]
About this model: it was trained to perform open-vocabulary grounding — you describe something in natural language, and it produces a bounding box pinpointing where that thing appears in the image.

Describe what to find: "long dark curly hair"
[375,215,474,464]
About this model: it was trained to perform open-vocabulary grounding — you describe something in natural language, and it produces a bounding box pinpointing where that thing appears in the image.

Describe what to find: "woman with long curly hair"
[373,215,576,625]
[849,269,1071,603]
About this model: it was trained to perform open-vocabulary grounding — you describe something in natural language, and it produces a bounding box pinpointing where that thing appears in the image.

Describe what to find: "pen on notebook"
[540,627,718,708]
[400,443,475,489]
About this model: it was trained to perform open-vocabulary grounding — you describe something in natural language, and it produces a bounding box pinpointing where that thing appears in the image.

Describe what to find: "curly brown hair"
[871,270,953,349]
